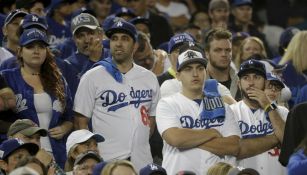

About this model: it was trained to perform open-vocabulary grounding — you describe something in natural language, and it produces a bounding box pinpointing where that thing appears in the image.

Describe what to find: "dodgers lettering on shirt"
[239,120,274,138]
[100,87,153,112]
[180,116,225,129]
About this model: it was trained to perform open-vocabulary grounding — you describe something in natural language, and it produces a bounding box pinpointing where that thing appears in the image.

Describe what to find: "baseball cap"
[259,59,287,73]
[92,161,108,175]
[66,129,105,156]
[139,163,167,175]
[129,16,151,29]
[238,168,260,175]
[19,28,49,46]
[4,9,28,26]
[209,0,230,11]
[232,0,252,7]
[7,119,47,137]
[279,27,300,48]
[115,7,136,18]
[74,151,102,166]
[105,20,138,41]
[71,13,100,35]
[0,138,39,160]
[232,31,250,39]
[102,15,122,31]
[168,33,194,53]
[266,73,285,88]
[21,14,48,30]
[177,49,207,71]
[9,166,39,175]
[237,59,266,78]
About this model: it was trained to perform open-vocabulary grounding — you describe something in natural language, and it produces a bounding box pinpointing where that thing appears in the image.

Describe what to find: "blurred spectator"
[183,24,203,44]
[114,7,136,21]
[190,11,210,31]
[127,0,174,48]
[15,156,47,175]
[46,0,73,48]
[0,138,39,174]
[234,36,267,69]
[130,16,151,39]
[155,0,190,31]
[0,10,28,64]
[73,151,102,175]
[279,31,307,105]
[231,32,249,62]
[207,162,233,175]
[101,160,137,175]
[208,0,230,29]
[139,163,167,175]
[92,162,108,175]
[87,0,112,24]
[65,129,104,172]
[15,0,51,17]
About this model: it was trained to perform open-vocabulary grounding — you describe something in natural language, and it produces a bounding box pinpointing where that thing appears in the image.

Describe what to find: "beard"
[210,59,230,71]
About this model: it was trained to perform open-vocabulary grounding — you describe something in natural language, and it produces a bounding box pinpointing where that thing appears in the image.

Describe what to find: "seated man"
[0,138,39,174]
[73,151,102,175]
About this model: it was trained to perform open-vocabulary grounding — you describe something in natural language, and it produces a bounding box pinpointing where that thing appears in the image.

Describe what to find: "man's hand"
[88,36,103,61]
[247,87,271,109]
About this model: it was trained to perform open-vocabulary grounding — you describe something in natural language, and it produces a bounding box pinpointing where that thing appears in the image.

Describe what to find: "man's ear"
[0,160,8,172]
[237,80,242,90]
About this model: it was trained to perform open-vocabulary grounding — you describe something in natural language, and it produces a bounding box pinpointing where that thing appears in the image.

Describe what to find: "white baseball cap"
[66,129,105,156]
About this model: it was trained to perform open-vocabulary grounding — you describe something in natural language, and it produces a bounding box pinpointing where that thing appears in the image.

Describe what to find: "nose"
[192,68,198,76]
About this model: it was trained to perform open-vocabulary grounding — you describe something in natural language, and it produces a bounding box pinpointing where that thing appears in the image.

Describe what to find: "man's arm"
[162,127,222,149]
[237,134,279,159]
[267,109,286,143]
[198,135,240,156]
[149,116,156,137]
[74,112,89,130]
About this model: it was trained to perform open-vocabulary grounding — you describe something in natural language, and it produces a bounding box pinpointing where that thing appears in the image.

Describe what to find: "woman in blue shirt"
[1,28,73,168]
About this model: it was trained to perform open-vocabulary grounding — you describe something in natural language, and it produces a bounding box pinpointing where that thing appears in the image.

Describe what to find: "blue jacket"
[287,149,307,175]
[1,68,73,168]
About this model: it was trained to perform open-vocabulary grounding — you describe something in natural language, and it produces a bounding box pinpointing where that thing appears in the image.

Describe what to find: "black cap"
[238,59,266,78]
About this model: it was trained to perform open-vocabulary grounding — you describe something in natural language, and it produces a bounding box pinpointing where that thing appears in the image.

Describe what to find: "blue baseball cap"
[279,27,300,48]
[92,161,108,175]
[238,59,266,78]
[140,163,167,175]
[19,28,49,46]
[105,20,138,41]
[168,33,194,53]
[102,15,122,31]
[232,0,252,7]
[0,138,39,160]
[115,7,136,18]
[266,73,285,88]
[232,31,250,39]
[129,16,151,29]
[21,14,48,30]
[4,9,28,26]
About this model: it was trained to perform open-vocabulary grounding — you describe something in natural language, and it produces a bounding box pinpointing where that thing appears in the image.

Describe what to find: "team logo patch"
[180,115,224,129]
[239,120,274,138]
[15,94,28,113]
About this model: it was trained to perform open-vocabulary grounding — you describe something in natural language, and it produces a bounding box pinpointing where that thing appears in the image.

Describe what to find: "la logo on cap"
[72,15,91,25]
[116,21,123,27]
[32,15,38,22]
[150,164,158,170]
[185,51,198,60]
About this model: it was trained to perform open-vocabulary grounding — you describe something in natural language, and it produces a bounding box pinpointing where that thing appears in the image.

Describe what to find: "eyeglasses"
[266,82,283,91]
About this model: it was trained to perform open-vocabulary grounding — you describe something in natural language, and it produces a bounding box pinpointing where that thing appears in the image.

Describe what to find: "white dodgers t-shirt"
[74,63,160,171]
[156,93,240,175]
[230,101,288,175]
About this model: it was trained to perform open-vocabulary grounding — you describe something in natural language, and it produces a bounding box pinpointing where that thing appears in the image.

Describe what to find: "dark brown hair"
[18,47,66,110]
[204,28,232,51]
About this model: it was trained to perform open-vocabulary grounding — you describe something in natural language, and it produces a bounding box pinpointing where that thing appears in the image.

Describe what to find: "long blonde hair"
[207,162,233,175]
[235,36,267,69]
[279,31,307,73]
[101,160,137,175]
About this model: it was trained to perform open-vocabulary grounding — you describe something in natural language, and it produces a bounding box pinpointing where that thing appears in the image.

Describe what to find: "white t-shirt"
[160,78,232,98]
[156,93,241,175]
[0,47,14,65]
[230,101,289,175]
[73,63,160,171]
[155,1,190,19]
